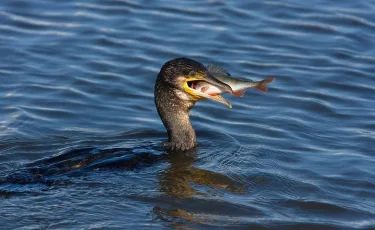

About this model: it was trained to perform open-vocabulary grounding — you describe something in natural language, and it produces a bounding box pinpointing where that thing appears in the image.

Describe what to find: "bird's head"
[156,57,232,108]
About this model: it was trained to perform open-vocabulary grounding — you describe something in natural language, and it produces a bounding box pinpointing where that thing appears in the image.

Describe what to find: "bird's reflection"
[154,150,247,225]
[159,150,246,198]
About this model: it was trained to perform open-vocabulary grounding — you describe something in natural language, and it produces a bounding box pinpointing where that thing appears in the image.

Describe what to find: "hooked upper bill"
[183,72,233,108]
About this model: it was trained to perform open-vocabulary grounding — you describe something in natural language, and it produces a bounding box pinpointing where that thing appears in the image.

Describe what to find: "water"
[1,0,375,229]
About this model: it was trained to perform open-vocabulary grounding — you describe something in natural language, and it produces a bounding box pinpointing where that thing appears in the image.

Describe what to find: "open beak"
[183,72,233,108]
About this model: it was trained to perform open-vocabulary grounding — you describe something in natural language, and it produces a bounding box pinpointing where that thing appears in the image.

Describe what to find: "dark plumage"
[155,58,233,151]
[154,58,206,151]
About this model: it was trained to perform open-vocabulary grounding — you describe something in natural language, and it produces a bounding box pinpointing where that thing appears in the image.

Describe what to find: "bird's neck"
[166,109,196,151]
[155,83,196,151]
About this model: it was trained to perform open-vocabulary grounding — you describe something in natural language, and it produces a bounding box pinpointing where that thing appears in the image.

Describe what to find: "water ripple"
[1,0,375,228]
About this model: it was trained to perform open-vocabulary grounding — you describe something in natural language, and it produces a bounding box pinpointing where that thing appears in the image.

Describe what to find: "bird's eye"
[189,71,196,77]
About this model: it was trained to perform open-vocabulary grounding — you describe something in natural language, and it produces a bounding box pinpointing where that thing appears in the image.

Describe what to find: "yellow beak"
[183,73,233,108]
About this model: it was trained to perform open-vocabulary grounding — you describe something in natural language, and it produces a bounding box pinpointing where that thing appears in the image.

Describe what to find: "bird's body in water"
[0,57,273,189]
[2,57,270,188]
[154,57,274,152]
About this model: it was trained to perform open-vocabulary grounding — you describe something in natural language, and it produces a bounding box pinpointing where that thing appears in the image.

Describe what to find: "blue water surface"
[1,0,375,229]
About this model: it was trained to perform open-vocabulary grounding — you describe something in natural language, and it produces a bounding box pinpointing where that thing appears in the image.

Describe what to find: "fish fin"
[254,77,275,92]
[206,64,231,77]
[233,89,245,97]
[201,86,209,93]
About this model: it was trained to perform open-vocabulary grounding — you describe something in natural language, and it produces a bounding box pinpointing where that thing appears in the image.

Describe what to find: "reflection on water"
[156,150,249,226]
[159,151,246,198]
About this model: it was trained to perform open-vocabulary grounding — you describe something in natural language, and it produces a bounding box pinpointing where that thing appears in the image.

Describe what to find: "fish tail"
[254,77,275,92]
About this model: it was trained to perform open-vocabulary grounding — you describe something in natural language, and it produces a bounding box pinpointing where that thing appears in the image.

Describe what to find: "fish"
[192,64,275,97]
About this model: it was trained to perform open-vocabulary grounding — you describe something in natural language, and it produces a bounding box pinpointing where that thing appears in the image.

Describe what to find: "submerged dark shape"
[0,145,168,192]
[154,58,233,151]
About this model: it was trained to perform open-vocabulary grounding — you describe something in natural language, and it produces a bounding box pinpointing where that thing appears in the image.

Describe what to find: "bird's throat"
[166,111,196,151]
[155,83,197,151]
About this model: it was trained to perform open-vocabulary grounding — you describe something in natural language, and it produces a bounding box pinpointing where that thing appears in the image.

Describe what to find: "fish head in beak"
[183,71,233,108]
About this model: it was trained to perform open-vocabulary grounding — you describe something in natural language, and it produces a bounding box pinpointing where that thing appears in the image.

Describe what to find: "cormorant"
[154,57,232,152]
